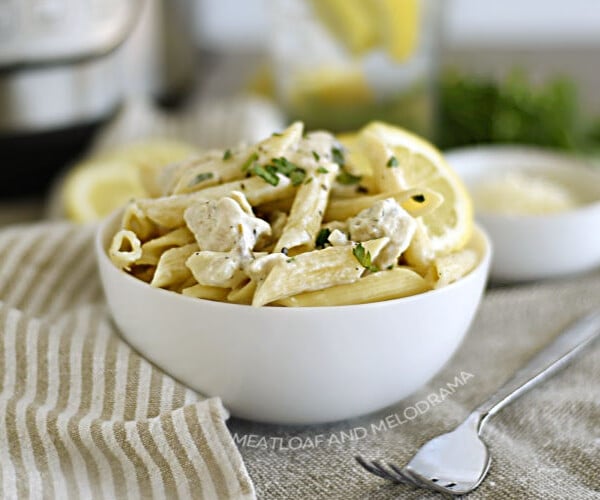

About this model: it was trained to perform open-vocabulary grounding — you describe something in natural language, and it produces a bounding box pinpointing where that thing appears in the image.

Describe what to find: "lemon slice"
[356,122,473,266]
[63,139,198,222]
[370,0,420,62]
[308,0,377,55]
[63,160,146,223]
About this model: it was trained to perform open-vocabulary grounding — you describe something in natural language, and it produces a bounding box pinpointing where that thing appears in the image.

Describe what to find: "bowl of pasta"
[96,122,491,424]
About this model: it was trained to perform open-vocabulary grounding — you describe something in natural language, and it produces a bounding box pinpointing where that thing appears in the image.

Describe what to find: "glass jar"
[268,0,442,137]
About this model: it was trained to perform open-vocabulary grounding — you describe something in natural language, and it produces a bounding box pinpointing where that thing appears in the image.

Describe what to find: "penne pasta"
[108,121,476,306]
[109,229,142,271]
[151,243,199,288]
[182,284,230,301]
[121,202,156,241]
[138,176,296,229]
[276,267,431,307]
[274,162,339,252]
[252,237,389,306]
[428,248,478,289]
[138,227,195,265]
[227,280,257,305]
[325,188,443,222]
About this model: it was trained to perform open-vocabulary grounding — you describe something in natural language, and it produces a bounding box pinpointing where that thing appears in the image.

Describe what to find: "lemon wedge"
[308,0,377,55]
[62,139,198,223]
[370,0,420,62]
[354,122,473,266]
[63,160,146,223]
[309,0,419,61]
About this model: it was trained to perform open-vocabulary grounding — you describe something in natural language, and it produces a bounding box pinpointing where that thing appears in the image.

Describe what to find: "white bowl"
[446,146,600,283]
[96,212,491,424]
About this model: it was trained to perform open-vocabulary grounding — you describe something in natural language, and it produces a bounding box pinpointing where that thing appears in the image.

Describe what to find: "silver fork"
[356,309,600,496]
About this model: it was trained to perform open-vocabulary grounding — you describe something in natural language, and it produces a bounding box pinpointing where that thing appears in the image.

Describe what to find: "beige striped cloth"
[0,223,255,499]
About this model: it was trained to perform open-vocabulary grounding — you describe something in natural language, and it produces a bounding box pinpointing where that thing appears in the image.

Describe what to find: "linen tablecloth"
[1,222,598,499]
[0,223,254,499]
[230,270,600,499]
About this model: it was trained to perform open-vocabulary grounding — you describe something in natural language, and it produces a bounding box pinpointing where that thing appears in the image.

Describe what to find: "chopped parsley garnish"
[241,152,259,172]
[336,168,362,185]
[289,169,306,186]
[189,172,214,186]
[312,151,320,161]
[271,157,298,175]
[304,176,314,184]
[248,156,307,187]
[411,194,426,203]
[331,146,345,166]
[317,166,329,174]
[386,156,399,167]
[315,228,331,249]
[270,157,306,186]
[387,264,394,270]
[249,164,279,186]
[223,149,233,160]
[272,132,283,137]
[353,243,379,272]
[286,257,296,263]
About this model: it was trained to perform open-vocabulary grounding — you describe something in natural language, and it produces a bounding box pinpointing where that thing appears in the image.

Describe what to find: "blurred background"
[1,0,599,223]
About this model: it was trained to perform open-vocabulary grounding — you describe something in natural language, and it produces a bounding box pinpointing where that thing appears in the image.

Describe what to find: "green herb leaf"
[315,228,332,249]
[289,168,306,186]
[190,172,214,186]
[250,164,279,186]
[336,168,362,185]
[241,152,259,172]
[312,151,320,161]
[353,243,378,272]
[331,147,345,166]
[386,156,399,167]
[304,177,314,185]
[223,149,233,160]
[411,194,426,203]
[272,132,283,137]
[317,166,329,174]
[271,157,299,176]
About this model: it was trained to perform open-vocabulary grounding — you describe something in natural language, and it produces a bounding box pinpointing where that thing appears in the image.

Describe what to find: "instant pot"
[0,0,142,197]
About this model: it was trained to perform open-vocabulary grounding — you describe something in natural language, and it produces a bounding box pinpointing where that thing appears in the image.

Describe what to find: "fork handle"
[473,310,600,431]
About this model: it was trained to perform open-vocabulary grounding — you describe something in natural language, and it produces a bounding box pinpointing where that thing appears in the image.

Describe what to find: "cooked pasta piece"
[137,176,295,229]
[171,122,304,195]
[277,267,430,306]
[324,188,443,222]
[109,230,142,270]
[428,248,478,289]
[138,227,195,265]
[227,280,257,305]
[274,162,338,252]
[122,202,156,241]
[151,243,199,288]
[182,284,230,301]
[252,237,389,306]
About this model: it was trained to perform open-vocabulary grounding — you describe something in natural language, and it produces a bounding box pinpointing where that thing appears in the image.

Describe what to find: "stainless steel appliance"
[0,0,142,196]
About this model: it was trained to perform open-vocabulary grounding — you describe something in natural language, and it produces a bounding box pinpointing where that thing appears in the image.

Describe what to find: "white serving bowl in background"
[446,146,600,283]
[96,211,491,425]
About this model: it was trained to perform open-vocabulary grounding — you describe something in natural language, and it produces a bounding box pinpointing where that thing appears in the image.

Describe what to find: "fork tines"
[354,456,419,487]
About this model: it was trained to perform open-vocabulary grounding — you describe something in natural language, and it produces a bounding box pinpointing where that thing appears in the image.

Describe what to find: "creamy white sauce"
[184,193,272,287]
[348,198,417,268]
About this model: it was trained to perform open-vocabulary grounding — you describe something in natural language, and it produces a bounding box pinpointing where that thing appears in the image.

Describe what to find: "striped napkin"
[0,223,255,499]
